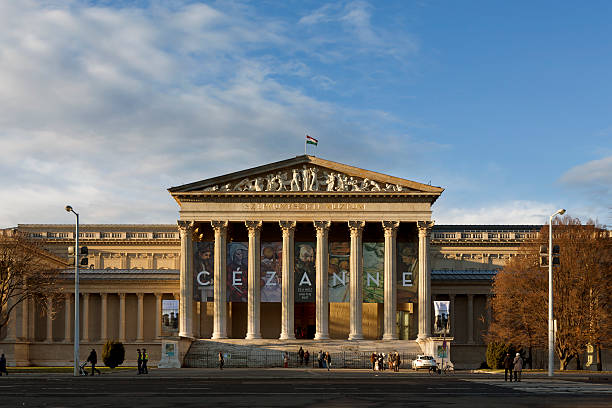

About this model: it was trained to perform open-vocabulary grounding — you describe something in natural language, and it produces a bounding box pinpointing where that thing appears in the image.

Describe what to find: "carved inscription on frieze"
[243,202,367,211]
[202,166,407,193]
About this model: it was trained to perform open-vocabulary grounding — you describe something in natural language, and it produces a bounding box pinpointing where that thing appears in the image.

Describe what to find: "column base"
[382,334,398,340]
[314,333,329,340]
[416,333,430,342]
[245,333,262,340]
[279,333,296,340]
[211,333,228,340]
[348,333,364,340]
[179,332,195,339]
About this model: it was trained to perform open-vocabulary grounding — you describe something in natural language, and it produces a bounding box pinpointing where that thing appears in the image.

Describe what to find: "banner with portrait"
[260,242,282,302]
[295,242,315,302]
[329,242,350,302]
[363,242,384,303]
[397,242,418,303]
[434,300,450,335]
[193,241,214,302]
[227,242,248,302]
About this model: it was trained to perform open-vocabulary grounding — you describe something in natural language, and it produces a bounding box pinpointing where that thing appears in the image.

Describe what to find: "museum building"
[0,156,539,368]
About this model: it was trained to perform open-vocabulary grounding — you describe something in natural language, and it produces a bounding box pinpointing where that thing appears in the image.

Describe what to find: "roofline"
[168,155,444,194]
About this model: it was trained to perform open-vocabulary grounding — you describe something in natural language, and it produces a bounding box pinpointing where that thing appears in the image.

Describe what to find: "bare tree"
[487,216,611,370]
[0,229,65,331]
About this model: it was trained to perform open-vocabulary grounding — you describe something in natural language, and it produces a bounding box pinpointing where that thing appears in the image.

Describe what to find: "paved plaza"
[1,369,610,407]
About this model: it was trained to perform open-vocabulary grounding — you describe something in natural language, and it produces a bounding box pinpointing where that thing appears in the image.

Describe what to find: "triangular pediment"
[168,155,443,195]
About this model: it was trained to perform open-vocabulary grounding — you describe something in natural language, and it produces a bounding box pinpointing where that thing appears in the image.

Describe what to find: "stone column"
[178,220,195,339]
[211,221,228,339]
[348,221,365,340]
[46,299,53,342]
[155,293,162,339]
[101,293,108,341]
[279,221,296,340]
[467,294,474,344]
[64,294,71,342]
[417,221,434,341]
[119,293,126,342]
[20,297,29,341]
[82,293,89,342]
[383,220,400,340]
[449,294,456,337]
[314,221,330,340]
[5,298,16,342]
[137,293,144,342]
[245,221,262,339]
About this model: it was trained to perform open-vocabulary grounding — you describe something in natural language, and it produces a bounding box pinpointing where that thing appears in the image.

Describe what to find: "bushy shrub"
[486,342,514,369]
[102,340,125,369]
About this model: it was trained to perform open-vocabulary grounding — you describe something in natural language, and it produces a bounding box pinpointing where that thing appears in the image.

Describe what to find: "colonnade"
[178,220,434,341]
[20,292,175,343]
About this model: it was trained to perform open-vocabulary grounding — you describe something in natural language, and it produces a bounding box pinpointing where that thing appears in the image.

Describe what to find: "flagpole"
[304,137,307,155]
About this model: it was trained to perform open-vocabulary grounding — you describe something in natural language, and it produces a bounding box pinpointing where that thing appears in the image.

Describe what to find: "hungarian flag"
[306,135,318,146]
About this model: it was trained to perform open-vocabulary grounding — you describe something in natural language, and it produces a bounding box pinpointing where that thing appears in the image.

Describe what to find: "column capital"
[100,293,108,298]
[177,220,195,235]
[211,220,228,233]
[313,220,331,232]
[118,293,126,299]
[245,220,263,234]
[348,220,365,235]
[417,220,435,237]
[279,220,296,232]
[137,293,144,300]
[382,221,400,236]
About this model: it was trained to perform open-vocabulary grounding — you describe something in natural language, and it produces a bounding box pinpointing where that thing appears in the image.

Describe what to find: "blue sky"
[0,0,610,226]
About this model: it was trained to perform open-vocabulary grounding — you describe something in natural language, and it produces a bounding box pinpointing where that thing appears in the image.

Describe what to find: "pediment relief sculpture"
[201,166,411,193]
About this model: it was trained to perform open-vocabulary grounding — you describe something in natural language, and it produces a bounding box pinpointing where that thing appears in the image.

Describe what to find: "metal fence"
[184,350,418,369]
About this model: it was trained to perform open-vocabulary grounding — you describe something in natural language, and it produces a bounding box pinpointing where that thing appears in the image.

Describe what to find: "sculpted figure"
[369,180,381,191]
[325,172,335,191]
[254,177,264,192]
[301,166,310,191]
[281,172,292,191]
[359,178,370,192]
[265,174,276,191]
[220,183,232,191]
[336,174,347,191]
[290,169,301,191]
[347,177,360,191]
[234,178,251,191]
[309,167,319,191]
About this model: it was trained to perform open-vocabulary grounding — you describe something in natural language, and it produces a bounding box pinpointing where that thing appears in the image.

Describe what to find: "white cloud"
[0,1,434,227]
[433,200,559,225]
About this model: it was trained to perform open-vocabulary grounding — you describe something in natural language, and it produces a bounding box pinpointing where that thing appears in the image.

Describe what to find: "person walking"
[395,352,401,372]
[317,350,323,368]
[137,349,143,374]
[298,347,304,366]
[503,353,513,382]
[0,354,8,376]
[513,353,523,382]
[304,350,310,367]
[283,352,289,368]
[142,349,149,374]
[87,349,101,376]
[325,352,331,371]
[370,353,376,371]
[218,351,224,370]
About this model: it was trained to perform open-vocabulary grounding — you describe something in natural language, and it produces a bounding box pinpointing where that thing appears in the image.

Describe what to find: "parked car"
[412,355,437,370]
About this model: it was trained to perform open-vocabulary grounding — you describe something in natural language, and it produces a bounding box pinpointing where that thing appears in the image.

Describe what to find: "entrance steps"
[184,339,422,368]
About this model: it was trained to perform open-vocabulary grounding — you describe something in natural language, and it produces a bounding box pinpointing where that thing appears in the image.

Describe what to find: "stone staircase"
[184,339,422,368]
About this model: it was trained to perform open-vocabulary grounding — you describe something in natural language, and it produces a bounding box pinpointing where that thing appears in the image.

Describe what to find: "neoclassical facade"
[0,156,539,367]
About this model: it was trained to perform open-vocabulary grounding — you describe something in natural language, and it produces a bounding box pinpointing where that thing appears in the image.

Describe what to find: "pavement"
[1,368,610,407]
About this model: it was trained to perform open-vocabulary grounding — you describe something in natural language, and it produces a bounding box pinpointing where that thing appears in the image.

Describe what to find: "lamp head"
[557,209,566,216]
[65,205,73,213]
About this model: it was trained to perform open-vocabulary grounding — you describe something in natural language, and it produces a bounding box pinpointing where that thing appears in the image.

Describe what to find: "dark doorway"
[294,303,315,339]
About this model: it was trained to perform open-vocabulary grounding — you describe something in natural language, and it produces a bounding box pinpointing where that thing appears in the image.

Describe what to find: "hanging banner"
[363,242,384,303]
[434,300,450,335]
[162,299,179,334]
[227,242,248,302]
[193,242,214,302]
[295,242,315,302]
[397,242,418,303]
[260,242,282,302]
[329,242,350,302]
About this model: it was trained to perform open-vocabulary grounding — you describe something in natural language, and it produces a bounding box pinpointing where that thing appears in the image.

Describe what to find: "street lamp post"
[65,205,80,377]
[548,208,565,377]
